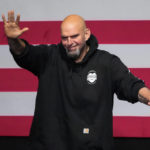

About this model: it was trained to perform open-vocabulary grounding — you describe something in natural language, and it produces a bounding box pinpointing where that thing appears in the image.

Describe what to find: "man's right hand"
[2,10,29,39]
[1,10,28,55]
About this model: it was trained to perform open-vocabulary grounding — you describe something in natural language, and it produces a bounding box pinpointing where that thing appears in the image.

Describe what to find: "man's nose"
[67,37,73,46]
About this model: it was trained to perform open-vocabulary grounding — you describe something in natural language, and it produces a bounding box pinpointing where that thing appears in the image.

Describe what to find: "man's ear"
[85,28,91,41]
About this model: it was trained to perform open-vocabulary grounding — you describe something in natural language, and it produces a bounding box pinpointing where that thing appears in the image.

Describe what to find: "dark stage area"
[0,137,149,150]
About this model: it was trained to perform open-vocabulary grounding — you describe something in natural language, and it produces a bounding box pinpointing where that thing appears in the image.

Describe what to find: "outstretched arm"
[138,87,150,106]
[2,10,29,55]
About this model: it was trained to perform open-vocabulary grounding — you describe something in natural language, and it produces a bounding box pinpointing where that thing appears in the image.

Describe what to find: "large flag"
[0,0,150,137]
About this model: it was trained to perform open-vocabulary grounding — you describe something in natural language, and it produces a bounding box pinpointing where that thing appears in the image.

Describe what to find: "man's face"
[61,23,87,60]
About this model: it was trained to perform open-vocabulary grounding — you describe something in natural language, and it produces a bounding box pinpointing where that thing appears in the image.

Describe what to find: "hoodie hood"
[59,34,99,64]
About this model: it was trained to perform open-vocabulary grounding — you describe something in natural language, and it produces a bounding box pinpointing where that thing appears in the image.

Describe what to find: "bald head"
[61,15,86,33]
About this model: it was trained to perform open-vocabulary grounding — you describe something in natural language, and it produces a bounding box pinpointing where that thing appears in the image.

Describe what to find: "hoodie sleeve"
[111,55,145,103]
[10,40,56,76]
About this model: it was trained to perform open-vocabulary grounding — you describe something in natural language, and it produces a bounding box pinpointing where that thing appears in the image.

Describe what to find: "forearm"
[8,38,26,55]
[138,87,150,105]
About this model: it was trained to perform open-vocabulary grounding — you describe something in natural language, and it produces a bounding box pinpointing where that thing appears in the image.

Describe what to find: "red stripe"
[0,116,149,137]
[129,68,150,88]
[0,116,33,136]
[113,116,150,137]
[0,69,38,91]
[0,68,149,91]
[0,20,150,44]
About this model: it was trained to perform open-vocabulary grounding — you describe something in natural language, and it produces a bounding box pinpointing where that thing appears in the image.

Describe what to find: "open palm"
[2,10,29,38]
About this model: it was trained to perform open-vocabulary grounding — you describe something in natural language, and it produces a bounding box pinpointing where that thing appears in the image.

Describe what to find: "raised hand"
[2,10,29,39]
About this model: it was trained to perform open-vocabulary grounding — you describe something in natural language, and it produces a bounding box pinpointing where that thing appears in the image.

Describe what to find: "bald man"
[2,11,150,150]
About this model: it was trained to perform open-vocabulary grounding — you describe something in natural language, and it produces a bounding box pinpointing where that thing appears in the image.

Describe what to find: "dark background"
[0,137,149,150]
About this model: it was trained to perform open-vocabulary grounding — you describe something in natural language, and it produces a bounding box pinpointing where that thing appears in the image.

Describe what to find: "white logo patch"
[83,128,90,134]
[87,70,97,84]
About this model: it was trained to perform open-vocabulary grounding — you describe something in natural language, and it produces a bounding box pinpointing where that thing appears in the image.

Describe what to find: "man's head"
[61,15,91,61]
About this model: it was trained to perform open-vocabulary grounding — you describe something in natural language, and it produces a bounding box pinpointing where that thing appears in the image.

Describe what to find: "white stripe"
[0,92,36,116]
[0,92,148,116]
[113,95,150,116]
[1,44,150,68]
[1,0,150,20]
[0,45,20,68]
[99,44,150,68]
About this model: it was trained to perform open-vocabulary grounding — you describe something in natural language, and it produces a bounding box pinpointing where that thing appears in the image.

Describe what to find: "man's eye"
[62,37,67,40]
[72,35,78,38]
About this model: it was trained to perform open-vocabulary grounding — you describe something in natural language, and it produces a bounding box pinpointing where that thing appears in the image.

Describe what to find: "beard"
[65,44,86,60]
[65,48,80,60]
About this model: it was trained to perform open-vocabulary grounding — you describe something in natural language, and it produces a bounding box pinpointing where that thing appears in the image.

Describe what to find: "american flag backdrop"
[0,0,150,137]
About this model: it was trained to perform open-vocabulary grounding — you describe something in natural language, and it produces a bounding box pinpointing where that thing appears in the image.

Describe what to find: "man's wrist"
[138,94,149,104]
[8,38,26,55]
[138,87,150,105]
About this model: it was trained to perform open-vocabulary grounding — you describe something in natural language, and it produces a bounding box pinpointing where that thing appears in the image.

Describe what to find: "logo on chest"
[87,70,97,84]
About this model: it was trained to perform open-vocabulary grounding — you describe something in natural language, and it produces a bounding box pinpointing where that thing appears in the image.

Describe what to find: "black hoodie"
[11,34,145,150]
